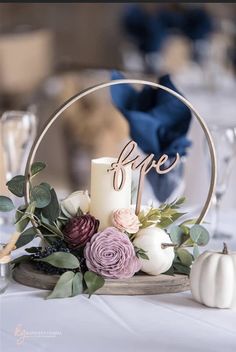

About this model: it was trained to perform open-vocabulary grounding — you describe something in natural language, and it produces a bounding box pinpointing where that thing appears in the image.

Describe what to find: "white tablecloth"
[1,221,236,352]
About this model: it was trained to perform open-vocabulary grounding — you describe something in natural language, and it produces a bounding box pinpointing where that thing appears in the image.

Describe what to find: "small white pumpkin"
[190,243,236,309]
[133,227,175,275]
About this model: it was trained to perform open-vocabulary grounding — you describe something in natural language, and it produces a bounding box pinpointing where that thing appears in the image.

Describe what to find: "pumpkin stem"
[161,243,176,249]
[222,242,228,254]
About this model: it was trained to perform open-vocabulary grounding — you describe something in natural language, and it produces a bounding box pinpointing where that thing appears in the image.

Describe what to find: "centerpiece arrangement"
[0,142,209,299]
[0,78,214,300]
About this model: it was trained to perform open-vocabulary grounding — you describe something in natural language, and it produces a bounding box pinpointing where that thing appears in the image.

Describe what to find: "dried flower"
[63,215,99,249]
[112,208,140,234]
[84,227,141,279]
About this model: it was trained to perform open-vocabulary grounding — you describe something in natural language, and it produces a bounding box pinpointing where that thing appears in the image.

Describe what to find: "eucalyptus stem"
[161,243,177,249]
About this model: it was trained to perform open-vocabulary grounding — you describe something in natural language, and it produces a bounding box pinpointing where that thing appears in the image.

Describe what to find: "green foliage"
[42,188,60,222]
[15,227,37,248]
[136,199,210,277]
[31,184,51,208]
[7,175,25,197]
[176,248,193,267]
[84,271,105,297]
[72,273,84,296]
[165,222,209,275]
[134,246,149,260]
[47,271,75,299]
[165,250,193,276]
[15,203,36,232]
[138,197,186,230]
[169,226,185,245]
[31,162,46,177]
[35,252,80,269]
[0,196,14,212]
[190,225,209,246]
[47,271,84,299]
[11,255,31,267]
[193,244,200,259]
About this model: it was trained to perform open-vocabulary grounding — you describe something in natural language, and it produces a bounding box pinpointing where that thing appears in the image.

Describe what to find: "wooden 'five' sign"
[107,140,179,215]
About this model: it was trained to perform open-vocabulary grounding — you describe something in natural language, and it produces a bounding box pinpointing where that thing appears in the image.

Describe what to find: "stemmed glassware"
[208,125,236,239]
[0,111,37,225]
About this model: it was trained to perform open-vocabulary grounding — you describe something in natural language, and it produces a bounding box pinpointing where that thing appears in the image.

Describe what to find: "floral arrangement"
[0,162,210,299]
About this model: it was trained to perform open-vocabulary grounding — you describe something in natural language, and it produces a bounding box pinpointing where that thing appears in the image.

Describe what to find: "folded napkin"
[122,5,213,55]
[122,5,167,54]
[110,71,192,202]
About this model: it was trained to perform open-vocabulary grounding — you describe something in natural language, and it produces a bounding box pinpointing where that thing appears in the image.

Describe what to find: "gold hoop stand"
[24,79,217,224]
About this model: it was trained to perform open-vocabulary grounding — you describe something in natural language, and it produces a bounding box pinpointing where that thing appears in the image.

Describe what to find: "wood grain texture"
[13,262,190,295]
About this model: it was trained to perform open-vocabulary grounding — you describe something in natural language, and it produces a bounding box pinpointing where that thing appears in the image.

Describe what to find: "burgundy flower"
[84,227,141,279]
[63,215,99,249]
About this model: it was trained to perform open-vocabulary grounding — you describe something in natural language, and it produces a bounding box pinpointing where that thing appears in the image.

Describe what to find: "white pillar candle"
[90,157,132,230]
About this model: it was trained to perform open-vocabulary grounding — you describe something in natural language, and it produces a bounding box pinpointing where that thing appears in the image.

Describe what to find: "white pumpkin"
[190,243,236,309]
[133,227,175,275]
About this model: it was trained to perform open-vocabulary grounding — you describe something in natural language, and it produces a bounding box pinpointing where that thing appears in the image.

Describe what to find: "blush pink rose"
[112,208,140,234]
[84,227,141,279]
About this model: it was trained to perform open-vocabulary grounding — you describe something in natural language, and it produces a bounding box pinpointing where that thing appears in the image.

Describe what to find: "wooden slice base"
[13,262,190,295]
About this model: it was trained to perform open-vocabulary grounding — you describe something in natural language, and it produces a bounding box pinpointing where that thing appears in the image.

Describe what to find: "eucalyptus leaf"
[84,271,105,297]
[47,271,75,299]
[11,255,31,267]
[174,197,186,206]
[15,205,27,222]
[40,221,63,237]
[40,182,51,190]
[139,252,149,260]
[72,272,83,296]
[0,196,14,212]
[163,266,174,276]
[176,248,193,266]
[134,246,149,260]
[42,188,60,222]
[173,262,191,276]
[169,226,183,245]
[193,244,200,259]
[25,247,41,254]
[15,227,37,248]
[190,225,210,246]
[16,217,29,232]
[6,175,25,197]
[35,252,80,269]
[31,162,46,177]
[31,184,51,208]
[15,202,36,232]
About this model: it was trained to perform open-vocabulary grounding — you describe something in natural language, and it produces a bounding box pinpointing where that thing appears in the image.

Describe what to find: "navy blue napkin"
[123,5,213,55]
[110,71,192,202]
[111,71,191,158]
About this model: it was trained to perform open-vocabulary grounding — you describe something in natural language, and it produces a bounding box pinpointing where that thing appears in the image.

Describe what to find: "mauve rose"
[63,215,99,249]
[112,208,140,234]
[84,227,141,279]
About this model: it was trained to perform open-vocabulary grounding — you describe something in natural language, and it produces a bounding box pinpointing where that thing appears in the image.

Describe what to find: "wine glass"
[0,111,37,225]
[208,125,236,239]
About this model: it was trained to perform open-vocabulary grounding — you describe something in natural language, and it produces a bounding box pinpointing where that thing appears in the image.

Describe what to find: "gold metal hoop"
[24,79,216,224]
